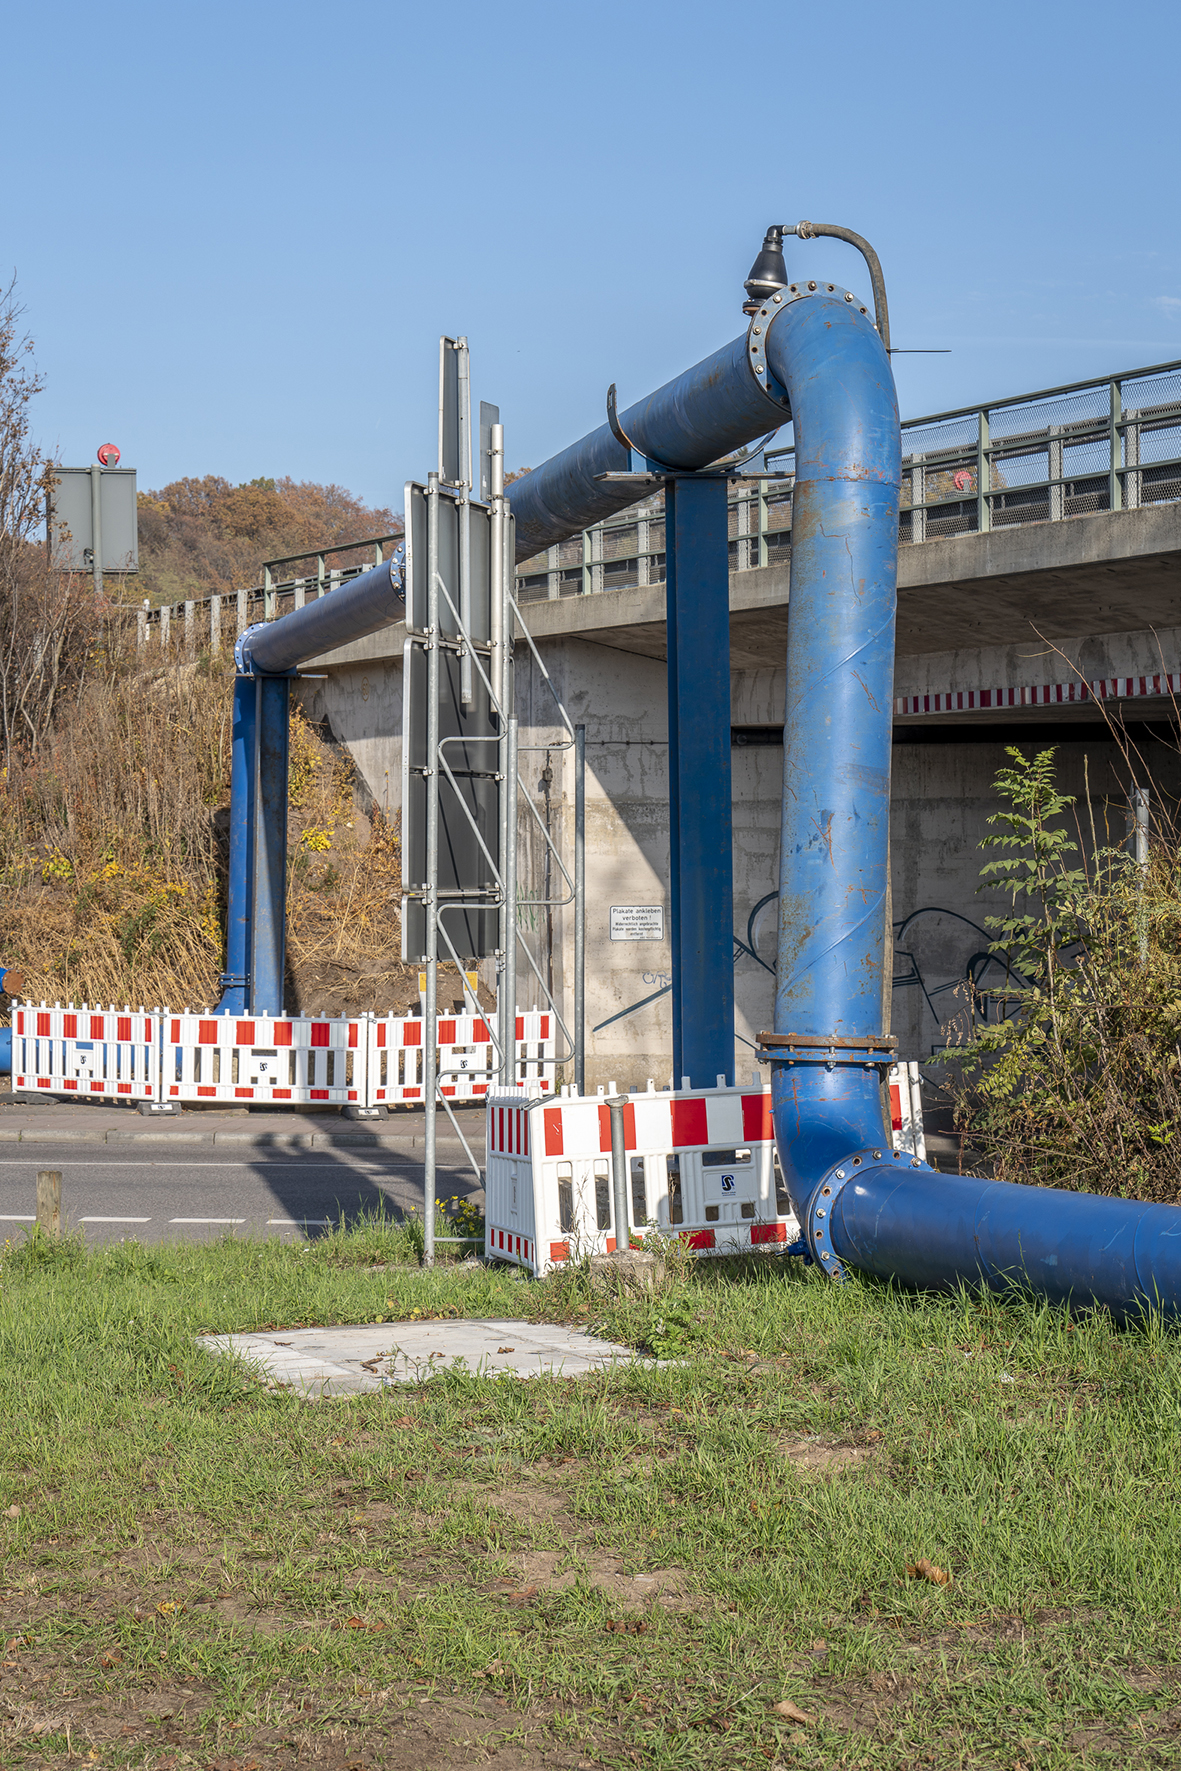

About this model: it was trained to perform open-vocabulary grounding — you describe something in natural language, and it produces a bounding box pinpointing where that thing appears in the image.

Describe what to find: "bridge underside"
[305,497,1181,1092]
[498,499,1181,673]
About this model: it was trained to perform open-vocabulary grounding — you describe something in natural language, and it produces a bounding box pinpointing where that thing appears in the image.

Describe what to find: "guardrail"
[136,533,402,651]
[513,358,1181,601]
[137,360,1181,645]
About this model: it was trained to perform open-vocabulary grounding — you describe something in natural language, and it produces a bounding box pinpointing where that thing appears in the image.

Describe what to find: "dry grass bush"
[2,656,230,1008]
[1,653,421,1016]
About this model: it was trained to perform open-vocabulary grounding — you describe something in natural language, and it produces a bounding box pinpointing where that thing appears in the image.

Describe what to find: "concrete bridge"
[179,357,1171,1088]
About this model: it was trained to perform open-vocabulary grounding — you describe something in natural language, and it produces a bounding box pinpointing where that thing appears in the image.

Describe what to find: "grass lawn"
[1,1220,1180,1770]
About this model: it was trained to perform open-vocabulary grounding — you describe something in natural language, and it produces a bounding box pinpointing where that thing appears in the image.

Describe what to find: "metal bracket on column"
[606,383,679,475]
[757,1030,897,1071]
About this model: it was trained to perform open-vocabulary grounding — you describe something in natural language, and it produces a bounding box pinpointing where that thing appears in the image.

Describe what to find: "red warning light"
[97,443,121,467]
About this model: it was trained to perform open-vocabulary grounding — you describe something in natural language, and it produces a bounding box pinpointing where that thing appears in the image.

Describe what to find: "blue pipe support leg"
[665,474,735,1087]
[251,674,290,1017]
[218,675,257,1016]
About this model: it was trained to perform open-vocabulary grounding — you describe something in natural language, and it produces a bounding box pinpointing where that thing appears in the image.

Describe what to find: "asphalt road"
[0,1143,484,1245]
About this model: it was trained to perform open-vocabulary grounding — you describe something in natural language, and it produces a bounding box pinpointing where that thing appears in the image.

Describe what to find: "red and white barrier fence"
[164,1013,366,1106]
[484,1079,801,1276]
[12,1002,555,1111]
[13,1003,159,1102]
[368,1011,554,1105]
[888,1060,926,1160]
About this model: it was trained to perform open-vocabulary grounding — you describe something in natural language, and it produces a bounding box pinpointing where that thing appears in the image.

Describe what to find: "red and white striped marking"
[165,1013,366,1105]
[896,672,1181,719]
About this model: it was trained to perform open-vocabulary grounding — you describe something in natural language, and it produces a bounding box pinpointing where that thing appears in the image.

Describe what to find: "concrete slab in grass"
[201,1318,642,1396]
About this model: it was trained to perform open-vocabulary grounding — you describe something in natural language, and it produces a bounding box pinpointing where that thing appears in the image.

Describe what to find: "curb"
[0,1128,474,1151]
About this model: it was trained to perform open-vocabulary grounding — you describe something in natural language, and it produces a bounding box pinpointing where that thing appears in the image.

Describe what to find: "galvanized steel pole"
[423,473,441,1267]
[574,723,586,1094]
[89,465,103,596]
[608,1094,629,1251]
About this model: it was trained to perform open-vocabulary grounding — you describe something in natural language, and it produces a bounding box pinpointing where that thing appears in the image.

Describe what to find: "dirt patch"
[480,1485,698,1613]
[775,1433,869,1477]
[510,1548,695,1611]
[0,1673,608,1768]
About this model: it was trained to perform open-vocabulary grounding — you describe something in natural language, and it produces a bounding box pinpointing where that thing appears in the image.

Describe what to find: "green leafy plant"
[943,745,1181,1201]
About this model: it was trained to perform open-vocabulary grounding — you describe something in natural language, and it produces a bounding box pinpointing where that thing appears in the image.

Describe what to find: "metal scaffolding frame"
[404,342,585,1263]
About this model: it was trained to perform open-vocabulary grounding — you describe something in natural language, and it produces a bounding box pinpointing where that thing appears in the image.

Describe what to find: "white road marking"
[0,1160,423,1169]
[169,1217,246,1225]
[267,1219,332,1227]
[79,1216,151,1223]
[0,1214,35,1221]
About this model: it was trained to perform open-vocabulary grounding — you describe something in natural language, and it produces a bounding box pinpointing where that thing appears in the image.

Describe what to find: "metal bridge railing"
[512,359,1181,602]
[136,533,402,651]
[137,360,1181,640]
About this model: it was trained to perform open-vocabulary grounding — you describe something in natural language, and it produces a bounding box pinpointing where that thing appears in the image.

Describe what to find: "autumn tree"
[0,280,96,770]
[135,473,401,604]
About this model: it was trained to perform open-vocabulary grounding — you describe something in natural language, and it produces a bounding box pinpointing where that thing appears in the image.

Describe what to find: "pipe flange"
[804,1145,937,1281]
[746,282,875,413]
[234,624,268,675]
[757,1030,897,1072]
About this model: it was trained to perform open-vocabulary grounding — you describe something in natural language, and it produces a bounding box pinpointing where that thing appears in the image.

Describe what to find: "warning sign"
[609,905,665,942]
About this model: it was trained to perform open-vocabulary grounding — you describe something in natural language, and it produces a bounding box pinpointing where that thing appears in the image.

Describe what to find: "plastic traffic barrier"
[163,1012,367,1106]
[888,1060,926,1160]
[12,1002,556,1112]
[484,1080,800,1276]
[12,1002,159,1102]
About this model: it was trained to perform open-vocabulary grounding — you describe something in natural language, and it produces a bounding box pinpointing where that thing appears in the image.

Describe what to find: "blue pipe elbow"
[0,1026,10,1075]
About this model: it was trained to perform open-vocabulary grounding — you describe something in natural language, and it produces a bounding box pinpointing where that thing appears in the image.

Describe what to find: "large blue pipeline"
[225,235,1181,1319]
[220,554,404,1017]
[502,247,1181,1322]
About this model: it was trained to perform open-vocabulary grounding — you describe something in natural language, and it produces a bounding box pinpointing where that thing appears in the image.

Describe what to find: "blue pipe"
[237,554,403,674]
[506,338,787,561]
[760,290,901,1207]
[801,1151,1181,1320]
[251,675,290,1016]
[506,267,1181,1321]
[752,285,1181,1319]
[218,676,256,1016]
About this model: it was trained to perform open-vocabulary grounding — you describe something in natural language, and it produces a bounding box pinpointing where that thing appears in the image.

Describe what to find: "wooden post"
[36,1170,61,1237]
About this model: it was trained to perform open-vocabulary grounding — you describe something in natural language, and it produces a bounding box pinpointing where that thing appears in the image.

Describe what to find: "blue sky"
[5,0,1179,509]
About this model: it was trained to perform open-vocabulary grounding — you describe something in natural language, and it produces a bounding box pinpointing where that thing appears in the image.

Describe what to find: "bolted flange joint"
[803,1146,940,1281]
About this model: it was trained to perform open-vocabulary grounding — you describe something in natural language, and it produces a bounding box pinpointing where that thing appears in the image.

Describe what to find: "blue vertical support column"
[665,473,734,1087]
[219,675,256,1016]
[251,673,290,1017]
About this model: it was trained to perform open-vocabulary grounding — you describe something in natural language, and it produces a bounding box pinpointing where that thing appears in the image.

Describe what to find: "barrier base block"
[342,1103,388,1121]
[138,1100,182,1116]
